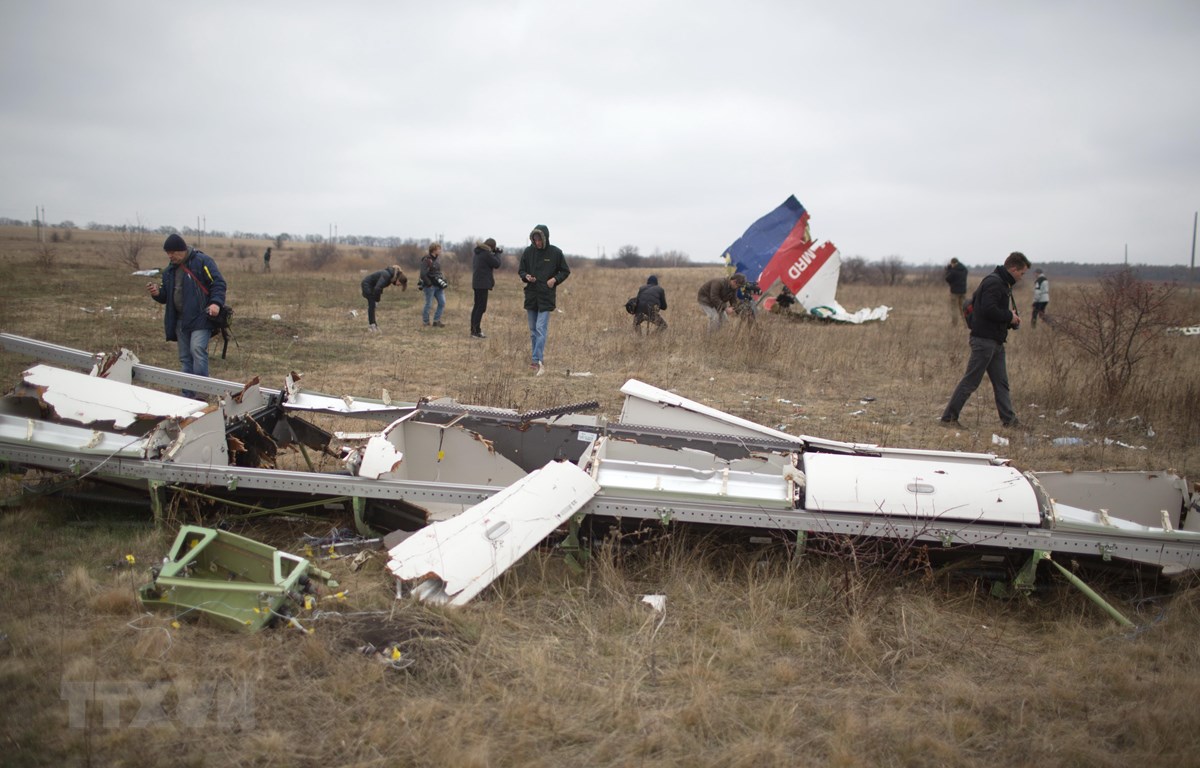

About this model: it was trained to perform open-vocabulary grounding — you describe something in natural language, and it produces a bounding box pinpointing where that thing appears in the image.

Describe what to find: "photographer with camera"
[940,251,1030,429]
[470,238,502,339]
[419,243,448,328]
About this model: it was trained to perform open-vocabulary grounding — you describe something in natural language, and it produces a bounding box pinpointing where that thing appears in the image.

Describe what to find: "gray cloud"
[2,0,1197,265]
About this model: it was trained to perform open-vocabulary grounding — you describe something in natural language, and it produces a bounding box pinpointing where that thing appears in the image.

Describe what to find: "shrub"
[1053,267,1182,401]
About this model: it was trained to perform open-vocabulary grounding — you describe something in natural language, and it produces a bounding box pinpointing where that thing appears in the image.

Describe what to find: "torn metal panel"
[283,371,414,417]
[350,418,526,487]
[1033,470,1189,530]
[801,452,1041,525]
[388,460,600,606]
[619,379,802,445]
[138,525,338,632]
[218,377,270,420]
[20,364,207,430]
[0,412,149,459]
[349,417,530,522]
[587,437,797,507]
[89,347,138,384]
[155,408,229,465]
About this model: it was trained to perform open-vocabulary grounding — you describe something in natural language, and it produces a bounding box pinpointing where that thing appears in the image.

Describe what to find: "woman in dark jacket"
[470,238,502,338]
[360,265,407,332]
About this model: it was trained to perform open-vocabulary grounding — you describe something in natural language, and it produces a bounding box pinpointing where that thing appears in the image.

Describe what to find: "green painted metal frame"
[137,525,338,632]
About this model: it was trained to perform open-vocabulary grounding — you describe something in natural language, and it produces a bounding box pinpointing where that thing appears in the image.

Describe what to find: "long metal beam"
[582,493,1200,571]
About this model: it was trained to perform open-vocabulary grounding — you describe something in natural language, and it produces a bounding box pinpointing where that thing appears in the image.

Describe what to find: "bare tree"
[115,216,151,270]
[840,255,870,284]
[1054,268,1182,400]
[874,255,906,286]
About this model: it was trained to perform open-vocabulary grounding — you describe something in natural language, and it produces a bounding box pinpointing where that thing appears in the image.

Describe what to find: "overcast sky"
[2,1,1198,266]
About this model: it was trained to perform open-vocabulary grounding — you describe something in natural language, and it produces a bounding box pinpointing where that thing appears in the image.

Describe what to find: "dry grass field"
[1,225,1200,767]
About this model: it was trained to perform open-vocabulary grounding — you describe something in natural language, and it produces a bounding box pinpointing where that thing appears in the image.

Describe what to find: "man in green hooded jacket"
[518,224,570,375]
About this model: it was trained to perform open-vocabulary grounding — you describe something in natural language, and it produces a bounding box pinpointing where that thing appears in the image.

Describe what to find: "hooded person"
[517,224,570,374]
[360,264,408,332]
[633,274,668,334]
[146,234,227,398]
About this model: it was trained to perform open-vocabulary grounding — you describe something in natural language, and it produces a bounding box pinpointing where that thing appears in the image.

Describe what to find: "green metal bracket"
[794,530,808,559]
[351,496,380,538]
[557,513,588,574]
[991,549,1045,599]
[148,479,168,527]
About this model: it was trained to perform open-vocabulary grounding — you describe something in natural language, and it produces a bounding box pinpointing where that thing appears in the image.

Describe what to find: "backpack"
[624,296,637,315]
[962,274,1014,329]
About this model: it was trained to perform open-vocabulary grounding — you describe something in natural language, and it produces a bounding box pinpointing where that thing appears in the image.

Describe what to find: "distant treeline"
[4,218,1195,282]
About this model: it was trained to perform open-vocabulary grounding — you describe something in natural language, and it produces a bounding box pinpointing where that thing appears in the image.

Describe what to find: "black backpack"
[624,296,637,315]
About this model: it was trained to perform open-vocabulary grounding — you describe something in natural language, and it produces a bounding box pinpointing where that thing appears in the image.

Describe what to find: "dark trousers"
[942,336,1016,424]
[365,298,378,325]
[470,289,489,334]
[1031,302,1048,327]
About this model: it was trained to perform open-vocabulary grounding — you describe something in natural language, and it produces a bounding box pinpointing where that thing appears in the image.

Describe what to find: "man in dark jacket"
[518,225,570,375]
[360,265,407,332]
[940,251,1031,428]
[633,274,668,334]
[944,258,968,325]
[146,233,227,399]
[470,238,502,339]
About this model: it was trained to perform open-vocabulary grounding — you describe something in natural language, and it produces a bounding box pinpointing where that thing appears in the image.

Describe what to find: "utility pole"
[1190,211,1197,296]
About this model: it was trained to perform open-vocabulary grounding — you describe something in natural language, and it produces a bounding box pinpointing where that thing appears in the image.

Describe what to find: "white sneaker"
[535,361,545,376]
[368,323,379,333]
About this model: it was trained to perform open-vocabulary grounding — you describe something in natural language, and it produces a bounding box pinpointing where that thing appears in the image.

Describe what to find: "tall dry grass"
[2,229,1200,766]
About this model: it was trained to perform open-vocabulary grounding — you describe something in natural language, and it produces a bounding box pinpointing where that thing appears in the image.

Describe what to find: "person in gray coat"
[360,265,407,332]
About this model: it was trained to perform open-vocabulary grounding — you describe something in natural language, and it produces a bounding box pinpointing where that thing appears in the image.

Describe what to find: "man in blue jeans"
[146,233,227,399]
[518,225,570,375]
[940,251,1030,428]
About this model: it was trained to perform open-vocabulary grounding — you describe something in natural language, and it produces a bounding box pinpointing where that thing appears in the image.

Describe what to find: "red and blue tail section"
[722,195,840,309]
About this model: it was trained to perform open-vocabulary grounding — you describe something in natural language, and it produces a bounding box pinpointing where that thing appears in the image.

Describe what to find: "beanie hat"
[732,272,747,286]
[484,238,497,251]
[646,275,658,285]
[163,233,188,252]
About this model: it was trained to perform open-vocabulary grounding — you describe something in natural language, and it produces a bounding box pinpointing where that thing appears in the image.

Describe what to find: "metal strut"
[994,549,1135,628]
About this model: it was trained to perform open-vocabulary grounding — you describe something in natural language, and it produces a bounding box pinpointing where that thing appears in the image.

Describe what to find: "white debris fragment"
[992,434,1009,446]
[271,314,282,320]
[641,594,666,612]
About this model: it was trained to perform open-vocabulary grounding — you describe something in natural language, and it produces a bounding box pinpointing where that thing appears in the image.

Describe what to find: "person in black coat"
[470,238,502,338]
[633,274,668,334]
[360,265,407,332]
[944,258,968,325]
[940,251,1030,428]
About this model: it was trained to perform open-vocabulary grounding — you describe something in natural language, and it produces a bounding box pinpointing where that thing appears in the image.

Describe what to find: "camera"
[435,277,449,289]
[494,247,503,255]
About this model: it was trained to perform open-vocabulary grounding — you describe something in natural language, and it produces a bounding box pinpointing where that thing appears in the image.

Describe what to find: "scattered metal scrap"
[3,332,1200,626]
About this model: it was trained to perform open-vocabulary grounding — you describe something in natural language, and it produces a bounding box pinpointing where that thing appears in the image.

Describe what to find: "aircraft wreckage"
[1,332,1197,627]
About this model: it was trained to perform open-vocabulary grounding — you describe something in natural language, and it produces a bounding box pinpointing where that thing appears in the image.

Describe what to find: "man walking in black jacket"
[940,251,1031,428]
